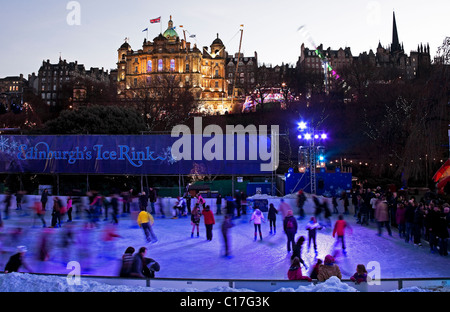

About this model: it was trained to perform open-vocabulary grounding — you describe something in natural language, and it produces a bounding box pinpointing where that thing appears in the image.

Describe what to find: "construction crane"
[231,25,244,106]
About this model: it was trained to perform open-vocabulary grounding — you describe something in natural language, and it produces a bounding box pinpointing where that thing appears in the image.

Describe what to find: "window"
[215,81,219,88]
[134,78,137,87]
[147,60,152,73]
[215,69,219,77]
[186,63,190,72]
[170,59,175,72]
[158,59,163,72]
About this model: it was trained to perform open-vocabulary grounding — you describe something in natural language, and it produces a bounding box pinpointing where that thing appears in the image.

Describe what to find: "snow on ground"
[0,194,448,292]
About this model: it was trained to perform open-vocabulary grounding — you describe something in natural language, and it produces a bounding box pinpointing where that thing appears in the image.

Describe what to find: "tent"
[432,159,450,194]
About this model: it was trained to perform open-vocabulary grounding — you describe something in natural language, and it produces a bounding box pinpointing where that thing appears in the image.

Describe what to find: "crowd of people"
[0,184,448,285]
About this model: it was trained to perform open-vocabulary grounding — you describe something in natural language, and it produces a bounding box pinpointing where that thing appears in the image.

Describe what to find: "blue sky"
[1,0,448,77]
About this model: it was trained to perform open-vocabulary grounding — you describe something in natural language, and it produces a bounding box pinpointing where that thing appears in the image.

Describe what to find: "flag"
[150,17,161,24]
[189,34,196,38]
[142,28,148,32]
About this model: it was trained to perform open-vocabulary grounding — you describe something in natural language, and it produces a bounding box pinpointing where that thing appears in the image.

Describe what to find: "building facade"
[117,16,231,114]
[37,58,110,108]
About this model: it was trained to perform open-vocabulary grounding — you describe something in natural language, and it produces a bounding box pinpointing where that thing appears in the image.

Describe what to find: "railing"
[5,272,447,292]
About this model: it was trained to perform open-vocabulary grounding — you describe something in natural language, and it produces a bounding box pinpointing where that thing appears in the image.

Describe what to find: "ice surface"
[0,193,448,289]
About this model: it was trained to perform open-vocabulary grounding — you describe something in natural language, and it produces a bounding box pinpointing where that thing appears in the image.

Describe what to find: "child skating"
[250,208,265,241]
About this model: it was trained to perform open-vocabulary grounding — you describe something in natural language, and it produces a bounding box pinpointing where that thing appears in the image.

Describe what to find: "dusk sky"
[1,0,448,77]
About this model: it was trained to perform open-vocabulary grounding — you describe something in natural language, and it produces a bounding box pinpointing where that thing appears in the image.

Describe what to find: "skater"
[15,191,24,211]
[51,197,63,228]
[312,195,323,223]
[139,192,148,212]
[283,210,298,253]
[278,198,291,220]
[339,191,350,215]
[404,199,416,243]
[66,196,73,222]
[202,205,215,241]
[148,188,157,214]
[221,215,235,258]
[332,214,352,254]
[332,195,339,214]
[4,246,33,273]
[317,254,342,282]
[396,203,406,238]
[110,193,120,224]
[350,264,372,284]
[297,189,307,219]
[119,246,135,277]
[196,193,206,209]
[436,206,449,256]
[322,196,332,227]
[306,216,323,253]
[268,203,278,234]
[235,190,242,217]
[287,257,312,281]
[137,209,157,243]
[172,196,187,218]
[3,191,12,220]
[41,188,49,211]
[375,195,392,236]
[291,236,308,270]
[216,193,222,215]
[250,208,265,241]
[190,204,201,238]
[33,200,46,228]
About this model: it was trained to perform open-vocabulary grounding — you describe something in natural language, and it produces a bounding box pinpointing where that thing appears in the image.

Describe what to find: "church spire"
[392,11,401,53]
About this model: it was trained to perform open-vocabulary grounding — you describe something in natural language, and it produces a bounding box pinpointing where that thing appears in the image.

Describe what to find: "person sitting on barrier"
[309,258,322,280]
[119,246,135,277]
[287,257,312,281]
[350,264,372,284]
[130,246,147,278]
[317,254,342,282]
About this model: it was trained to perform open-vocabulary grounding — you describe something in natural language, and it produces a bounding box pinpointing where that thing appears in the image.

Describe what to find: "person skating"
[137,209,158,243]
[190,204,202,238]
[268,203,278,234]
[250,208,265,241]
[291,236,308,270]
[283,210,298,253]
[297,189,307,219]
[306,216,323,253]
[332,214,352,255]
[375,195,392,236]
[202,205,215,241]
[221,215,235,258]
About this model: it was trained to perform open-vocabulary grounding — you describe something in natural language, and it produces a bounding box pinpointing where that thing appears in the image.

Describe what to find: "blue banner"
[0,134,278,175]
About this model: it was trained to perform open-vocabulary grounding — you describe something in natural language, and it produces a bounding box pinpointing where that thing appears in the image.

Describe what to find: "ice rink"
[0,195,448,281]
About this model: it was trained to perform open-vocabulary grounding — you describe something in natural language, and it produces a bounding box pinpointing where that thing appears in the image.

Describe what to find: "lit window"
[147,60,152,73]
[170,59,175,71]
[158,59,163,72]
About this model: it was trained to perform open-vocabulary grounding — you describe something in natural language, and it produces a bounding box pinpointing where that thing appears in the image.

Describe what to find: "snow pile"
[275,277,358,292]
[0,273,443,292]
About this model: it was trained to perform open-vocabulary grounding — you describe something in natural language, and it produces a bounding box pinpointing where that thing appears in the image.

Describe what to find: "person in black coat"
[268,203,278,234]
[283,210,298,253]
[4,246,32,273]
[428,205,442,253]
[404,201,416,243]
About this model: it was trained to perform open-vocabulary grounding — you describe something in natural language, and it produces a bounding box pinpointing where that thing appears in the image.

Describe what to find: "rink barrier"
[2,272,449,292]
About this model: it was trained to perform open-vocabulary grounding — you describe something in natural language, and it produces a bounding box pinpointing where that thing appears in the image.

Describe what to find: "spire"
[392,11,401,53]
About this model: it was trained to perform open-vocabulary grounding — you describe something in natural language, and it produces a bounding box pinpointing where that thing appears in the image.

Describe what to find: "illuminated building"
[117,16,231,114]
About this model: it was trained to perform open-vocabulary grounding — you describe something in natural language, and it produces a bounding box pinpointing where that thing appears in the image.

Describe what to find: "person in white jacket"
[306,216,323,253]
[250,209,265,241]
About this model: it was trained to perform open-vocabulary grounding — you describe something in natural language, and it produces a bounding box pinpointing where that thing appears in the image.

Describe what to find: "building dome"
[163,16,179,40]
[212,34,223,46]
[120,42,131,50]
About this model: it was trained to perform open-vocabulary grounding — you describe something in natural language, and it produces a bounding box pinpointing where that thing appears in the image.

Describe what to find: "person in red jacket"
[202,205,215,241]
[287,257,312,281]
[332,214,352,254]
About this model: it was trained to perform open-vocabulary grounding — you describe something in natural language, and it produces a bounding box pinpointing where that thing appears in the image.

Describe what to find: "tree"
[42,105,147,134]
[120,74,196,132]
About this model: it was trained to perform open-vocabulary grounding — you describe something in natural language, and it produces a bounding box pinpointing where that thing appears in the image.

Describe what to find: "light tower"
[297,121,327,194]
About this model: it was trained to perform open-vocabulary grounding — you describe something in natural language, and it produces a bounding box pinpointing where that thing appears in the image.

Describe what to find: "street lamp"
[297,121,328,194]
